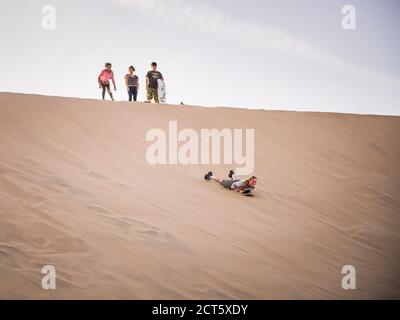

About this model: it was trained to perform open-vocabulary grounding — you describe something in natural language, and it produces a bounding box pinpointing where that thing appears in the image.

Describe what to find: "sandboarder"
[146,62,164,103]
[124,66,139,102]
[204,170,258,195]
[98,62,117,101]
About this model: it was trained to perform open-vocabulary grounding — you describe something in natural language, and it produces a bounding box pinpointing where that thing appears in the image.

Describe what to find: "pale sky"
[1,0,399,115]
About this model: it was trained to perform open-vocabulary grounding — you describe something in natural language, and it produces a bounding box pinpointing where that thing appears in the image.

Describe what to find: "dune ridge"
[0,93,399,299]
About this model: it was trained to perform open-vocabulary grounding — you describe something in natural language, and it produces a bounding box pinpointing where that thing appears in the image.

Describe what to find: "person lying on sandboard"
[204,170,258,196]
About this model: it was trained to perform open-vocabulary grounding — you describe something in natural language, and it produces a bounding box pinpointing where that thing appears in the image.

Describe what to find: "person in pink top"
[97,62,117,101]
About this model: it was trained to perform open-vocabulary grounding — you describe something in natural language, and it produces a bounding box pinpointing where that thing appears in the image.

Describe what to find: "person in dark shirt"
[146,62,163,103]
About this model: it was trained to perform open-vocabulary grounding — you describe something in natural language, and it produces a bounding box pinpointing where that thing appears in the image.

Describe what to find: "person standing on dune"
[98,62,117,101]
[146,62,163,103]
[204,170,258,195]
[124,66,139,102]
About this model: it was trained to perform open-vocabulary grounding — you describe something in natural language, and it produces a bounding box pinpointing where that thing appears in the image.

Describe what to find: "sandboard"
[158,79,166,103]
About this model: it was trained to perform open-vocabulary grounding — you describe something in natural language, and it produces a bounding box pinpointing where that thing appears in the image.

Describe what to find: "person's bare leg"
[210,176,222,183]
[107,88,114,101]
[204,171,221,182]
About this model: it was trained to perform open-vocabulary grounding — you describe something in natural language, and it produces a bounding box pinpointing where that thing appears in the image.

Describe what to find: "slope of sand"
[0,93,399,299]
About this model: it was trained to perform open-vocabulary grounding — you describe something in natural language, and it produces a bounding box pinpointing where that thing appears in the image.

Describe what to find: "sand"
[0,92,399,299]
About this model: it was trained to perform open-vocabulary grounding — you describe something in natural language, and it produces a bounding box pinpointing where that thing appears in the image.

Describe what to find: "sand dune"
[0,92,399,299]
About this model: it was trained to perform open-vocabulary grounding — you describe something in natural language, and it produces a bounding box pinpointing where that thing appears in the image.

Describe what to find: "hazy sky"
[1,0,399,115]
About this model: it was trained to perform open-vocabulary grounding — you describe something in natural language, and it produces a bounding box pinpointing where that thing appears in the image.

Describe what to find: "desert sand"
[0,92,399,299]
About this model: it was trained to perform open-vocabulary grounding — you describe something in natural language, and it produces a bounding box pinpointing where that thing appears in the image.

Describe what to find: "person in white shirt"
[204,170,257,194]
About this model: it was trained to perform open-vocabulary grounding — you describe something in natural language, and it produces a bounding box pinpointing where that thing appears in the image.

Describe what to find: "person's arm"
[146,77,149,91]
[98,71,103,87]
[137,77,140,91]
[124,75,129,92]
[112,72,117,90]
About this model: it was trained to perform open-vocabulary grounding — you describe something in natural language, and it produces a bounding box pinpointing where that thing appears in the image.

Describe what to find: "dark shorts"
[101,82,110,90]
[220,179,234,189]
